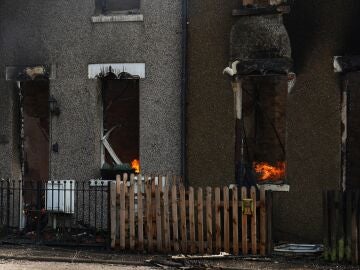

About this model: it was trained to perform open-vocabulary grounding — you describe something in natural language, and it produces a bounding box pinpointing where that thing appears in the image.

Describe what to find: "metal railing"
[0,179,110,247]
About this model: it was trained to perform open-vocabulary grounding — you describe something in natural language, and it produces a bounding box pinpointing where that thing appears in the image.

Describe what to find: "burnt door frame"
[18,80,51,183]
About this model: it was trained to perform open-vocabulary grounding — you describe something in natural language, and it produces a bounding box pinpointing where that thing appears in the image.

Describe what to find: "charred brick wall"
[187,0,360,242]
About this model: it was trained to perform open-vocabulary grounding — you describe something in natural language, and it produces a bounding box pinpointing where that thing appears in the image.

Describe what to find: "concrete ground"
[0,245,358,270]
[0,260,155,270]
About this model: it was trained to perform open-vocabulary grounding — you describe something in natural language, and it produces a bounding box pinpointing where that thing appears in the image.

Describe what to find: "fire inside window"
[101,0,140,13]
[101,77,140,175]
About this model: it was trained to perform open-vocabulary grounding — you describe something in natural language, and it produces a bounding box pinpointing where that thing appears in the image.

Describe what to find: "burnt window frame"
[97,0,141,15]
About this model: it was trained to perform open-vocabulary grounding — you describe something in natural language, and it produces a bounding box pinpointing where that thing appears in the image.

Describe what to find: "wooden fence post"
[163,183,170,252]
[241,187,248,255]
[180,185,187,253]
[146,177,153,252]
[232,186,239,255]
[250,186,257,255]
[197,187,204,254]
[260,186,266,256]
[156,179,162,251]
[137,178,144,250]
[223,186,230,253]
[129,174,135,250]
[120,181,126,250]
[206,187,213,254]
[172,185,179,252]
[189,187,196,254]
[215,187,221,253]
[266,191,273,255]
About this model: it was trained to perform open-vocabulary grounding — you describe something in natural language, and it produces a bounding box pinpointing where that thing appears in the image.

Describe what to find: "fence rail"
[323,190,360,264]
[110,174,273,255]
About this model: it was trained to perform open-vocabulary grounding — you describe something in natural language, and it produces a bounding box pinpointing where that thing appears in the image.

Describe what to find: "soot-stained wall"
[0,0,183,180]
[187,0,360,241]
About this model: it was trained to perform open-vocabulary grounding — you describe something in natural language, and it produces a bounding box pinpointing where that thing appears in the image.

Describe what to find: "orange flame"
[253,162,285,182]
[131,159,140,174]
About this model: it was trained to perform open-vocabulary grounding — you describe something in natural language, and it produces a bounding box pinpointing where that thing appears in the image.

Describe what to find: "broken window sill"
[91,14,144,23]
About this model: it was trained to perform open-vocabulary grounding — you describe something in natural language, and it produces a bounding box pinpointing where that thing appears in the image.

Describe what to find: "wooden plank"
[129,175,135,250]
[241,187,248,255]
[266,191,273,255]
[159,175,166,251]
[338,192,345,262]
[110,181,116,249]
[323,190,330,261]
[152,176,157,243]
[163,183,170,252]
[223,187,230,253]
[123,173,128,186]
[206,187,213,254]
[172,185,179,252]
[146,178,153,252]
[329,191,337,262]
[197,188,204,255]
[120,182,126,250]
[260,186,266,256]
[232,186,239,255]
[156,180,162,251]
[137,179,144,250]
[215,187,221,253]
[116,174,121,195]
[123,173,129,245]
[180,185,187,253]
[189,187,196,254]
[345,191,352,262]
[352,191,359,265]
[250,187,257,255]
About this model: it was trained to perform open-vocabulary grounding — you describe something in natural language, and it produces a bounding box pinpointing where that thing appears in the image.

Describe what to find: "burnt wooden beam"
[232,4,291,16]
[235,57,293,76]
[6,65,55,81]
[334,56,360,73]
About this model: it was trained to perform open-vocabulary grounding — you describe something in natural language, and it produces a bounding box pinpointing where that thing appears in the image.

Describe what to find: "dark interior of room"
[102,79,139,168]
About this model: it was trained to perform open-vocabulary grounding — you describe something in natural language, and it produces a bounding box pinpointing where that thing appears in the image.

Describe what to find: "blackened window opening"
[98,0,140,14]
[239,76,287,184]
[102,79,139,170]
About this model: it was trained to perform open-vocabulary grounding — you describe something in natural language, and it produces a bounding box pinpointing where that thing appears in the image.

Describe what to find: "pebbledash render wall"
[0,0,183,181]
[187,0,360,242]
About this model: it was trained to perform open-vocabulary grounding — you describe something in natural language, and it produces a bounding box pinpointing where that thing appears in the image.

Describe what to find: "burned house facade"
[0,0,183,182]
[2,0,360,247]
[187,0,360,243]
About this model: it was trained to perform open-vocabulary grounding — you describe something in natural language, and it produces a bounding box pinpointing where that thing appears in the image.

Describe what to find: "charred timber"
[235,58,293,76]
[334,56,360,73]
[232,5,291,17]
[6,65,54,81]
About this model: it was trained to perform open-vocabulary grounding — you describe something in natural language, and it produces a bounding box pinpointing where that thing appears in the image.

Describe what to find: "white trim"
[88,63,145,79]
[91,14,143,23]
[257,184,290,192]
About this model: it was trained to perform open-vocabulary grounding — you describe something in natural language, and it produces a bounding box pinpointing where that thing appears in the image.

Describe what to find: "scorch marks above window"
[99,0,140,14]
